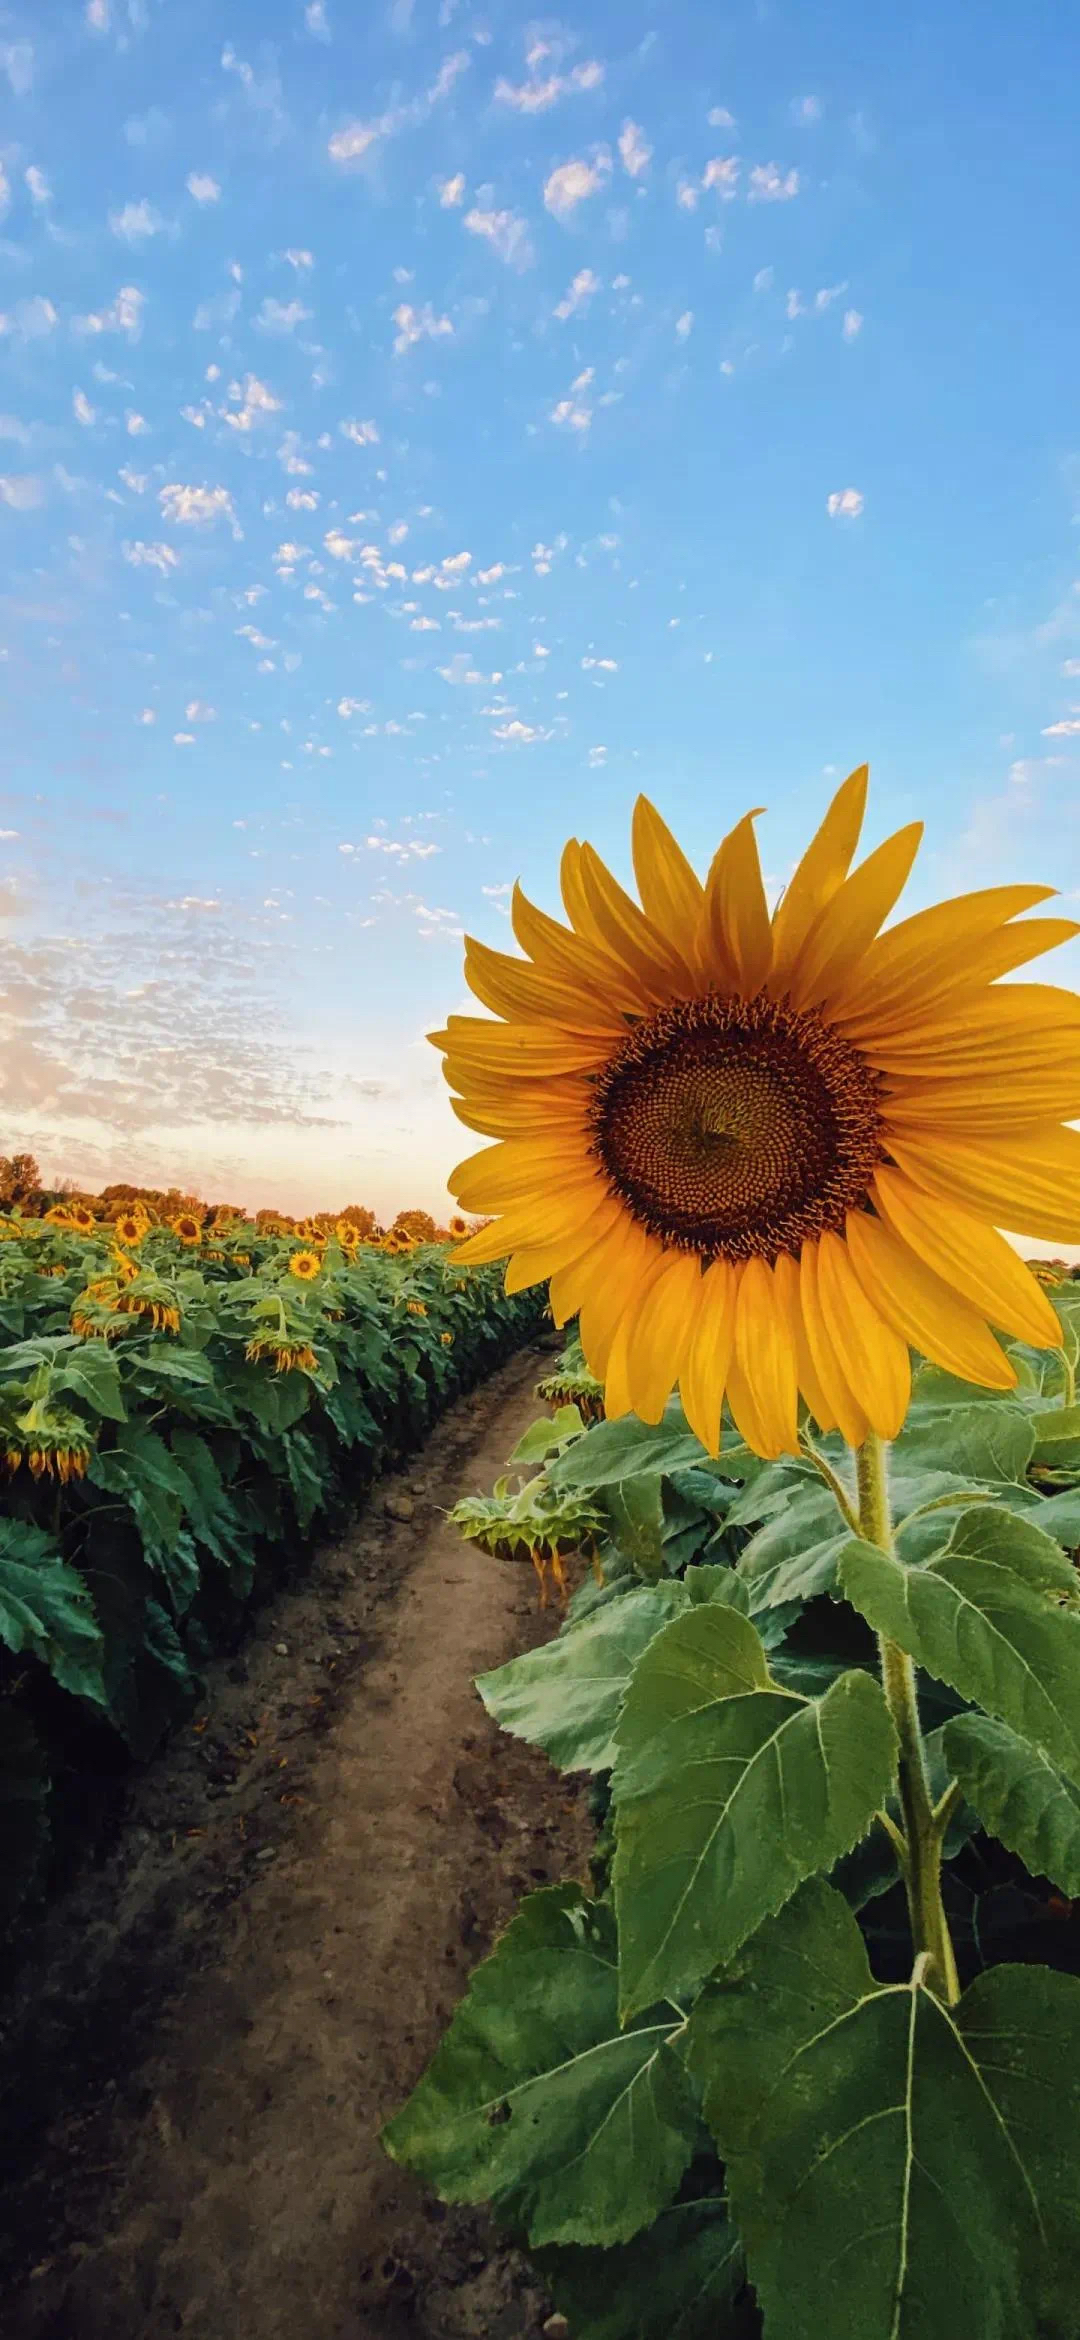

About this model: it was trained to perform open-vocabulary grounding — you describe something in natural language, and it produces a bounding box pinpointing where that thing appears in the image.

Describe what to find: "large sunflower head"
[431,770,1080,1460]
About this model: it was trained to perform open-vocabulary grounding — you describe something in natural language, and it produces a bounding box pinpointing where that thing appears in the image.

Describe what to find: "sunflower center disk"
[588,992,885,1264]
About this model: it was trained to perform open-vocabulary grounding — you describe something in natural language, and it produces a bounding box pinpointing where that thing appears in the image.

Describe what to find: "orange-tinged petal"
[677,1257,737,1455]
[773,1248,837,1432]
[622,1250,705,1422]
[827,884,1057,1025]
[884,1068,1080,1129]
[631,797,708,972]
[799,1239,871,1448]
[786,824,923,1013]
[857,985,1080,1073]
[511,881,651,1014]
[870,1166,1063,1350]
[578,840,696,997]
[815,1229,911,1438]
[451,1181,616,1261]
[702,809,773,996]
[727,1256,799,1458]
[602,1247,682,1420]
[768,765,869,988]
[884,1123,1080,1245]
[561,838,615,956]
[433,1017,612,1079]
[464,935,629,1032]
[844,1209,1018,1391]
[578,1221,668,1377]
[546,1210,648,1327]
[448,1088,590,1140]
[832,916,1080,1039]
[449,1136,595,1208]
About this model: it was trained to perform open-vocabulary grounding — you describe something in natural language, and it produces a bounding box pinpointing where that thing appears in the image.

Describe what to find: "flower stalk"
[855,1429,960,2006]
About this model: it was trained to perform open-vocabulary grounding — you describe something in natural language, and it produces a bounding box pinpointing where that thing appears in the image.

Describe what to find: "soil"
[0,1339,592,2340]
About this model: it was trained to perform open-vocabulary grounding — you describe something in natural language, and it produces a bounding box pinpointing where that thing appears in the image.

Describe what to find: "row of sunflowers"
[0,1201,540,1932]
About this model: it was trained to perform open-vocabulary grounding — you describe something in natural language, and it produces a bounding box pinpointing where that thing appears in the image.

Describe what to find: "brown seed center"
[587,991,885,1263]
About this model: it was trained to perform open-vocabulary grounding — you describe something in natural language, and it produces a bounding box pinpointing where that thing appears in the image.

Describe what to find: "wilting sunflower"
[171,1213,202,1246]
[245,1332,319,1374]
[431,769,1079,1460]
[289,1249,322,1281]
[5,1401,95,1483]
[406,1298,428,1317]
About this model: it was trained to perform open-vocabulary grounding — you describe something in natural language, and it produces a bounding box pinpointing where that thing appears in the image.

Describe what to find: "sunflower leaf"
[601,1477,667,1581]
[381,1883,700,2249]
[477,1582,688,1772]
[944,1712,1080,1897]
[837,1506,1080,1784]
[611,1604,896,2015]
[0,1521,107,1706]
[533,2196,752,2340]
[684,1878,1080,2340]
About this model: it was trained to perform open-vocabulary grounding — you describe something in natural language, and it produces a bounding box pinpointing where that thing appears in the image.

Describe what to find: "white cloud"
[73,389,96,426]
[0,475,43,510]
[123,539,179,573]
[554,266,600,320]
[492,719,543,742]
[703,155,739,197]
[25,166,50,206]
[337,697,371,717]
[544,153,611,220]
[411,614,440,630]
[285,247,314,268]
[588,744,607,766]
[75,285,145,339]
[126,411,149,435]
[173,734,196,746]
[136,707,156,724]
[187,172,221,203]
[257,297,311,333]
[324,527,356,559]
[109,199,165,244]
[792,95,822,124]
[341,416,380,445]
[495,58,603,112]
[1042,718,1080,737]
[748,162,800,202]
[477,563,505,585]
[159,481,236,527]
[328,49,469,164]
[582,654,618,671]
[221,373,282,431]
[708,105,736,127]
[439,173,465,207]
[463,206,534,268]
[1063,660,1080,678]
[675,309,694,339]
[0,40,31,97]
[392,301,453,354]
[676,180,699,212]
[826,488,864,520]
[618,119,651,177]
[442,549,471,572]
[285,487,319,509]
[185,699,216,721]
[842,307,863,340]
[85,0,109,26]
[305,0,330,36]
[0,294,58,340]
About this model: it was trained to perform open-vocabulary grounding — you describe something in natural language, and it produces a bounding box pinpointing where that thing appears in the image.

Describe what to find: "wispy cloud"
[463,206,534,269]
[554,267,600,320]
[329,50,469,164]
[75,285,145,338]
[159,482,237,528]
[187,172,221,203]
[544,152,611,220]
[827,488,865,519]
[123,539,179,573]
[748,162,801,201]
[109,198,165,243]
[617,119,652,177]
[494,58,603,113]
[439,172,465,206]
[392,300,453,353]
[256,296,311,333]
[0,475,44,510]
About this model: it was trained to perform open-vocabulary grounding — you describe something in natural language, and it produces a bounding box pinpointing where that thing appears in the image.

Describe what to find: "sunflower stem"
[855,1429,960,2006]
[798,1426,861,1539]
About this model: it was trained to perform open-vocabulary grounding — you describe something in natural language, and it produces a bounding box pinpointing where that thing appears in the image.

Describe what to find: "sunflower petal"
[844,1210,1017,1390]
[786,823,923,1013]
[815,1230,911,1438]
[464,936,628,1032]
[885,1123,1080,1245]
[545,1211,651,1328]
[798,1240,871,1448]
[434,1017,612,1079]
[859,984,1080,1073]
[448,1088,590,1140]
[727,1256,799,1458]
[622,1251,705,1423]
[773,1249,837,1432]
[884,1069,1080,1129]
[578,840,696,996]
[827,884,1058,1025]
[511,881,650,1013]
[631,797,707,966]
[677,1258,737,1455]
[602,1247,682,1420]
[833,915,1080,1038]
[870,1166,1063,1350]
[578,1222,669,1378]
[768,765,869,987]
[701,809,773,995]
[449,1136,599,1208]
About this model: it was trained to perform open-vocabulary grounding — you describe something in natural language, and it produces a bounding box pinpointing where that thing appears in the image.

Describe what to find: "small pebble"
[274,1642,289,1656]
[543,2319,570,2340]
[255,1847,278,1863]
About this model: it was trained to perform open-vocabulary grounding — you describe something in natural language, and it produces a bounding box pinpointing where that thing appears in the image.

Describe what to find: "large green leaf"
[736,1484,851,1609]
[686,1879,1080,2340]
[548,1404,753,1494]
[944,1712,1080,1897]
[0,1521,106,1705]
[1029,1401,1080,1472]
[88,1421,193,1555]
[535,2197,752,2340]
[49,1340,127,1422]
[600,1477,667,1582]
[382,1884,699,2248]
[611,1604,895,2014]
[838,1506,1080,1783]
[477,1583,686,1772]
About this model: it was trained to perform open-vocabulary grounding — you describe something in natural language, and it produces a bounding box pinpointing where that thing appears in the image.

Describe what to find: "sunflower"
[441,1330,454,1347]
[431,770,1079,1461]
[68,1202,97,1233]
[113,1212,146,1247]
[289,1250,322,1281]
[44,1205,72,1227]
[5,1401,95,1482]
[245,1332,319,1374]
[171,1213,202,1246]
[406,1299,428,1316]
[448,1214,470,1239]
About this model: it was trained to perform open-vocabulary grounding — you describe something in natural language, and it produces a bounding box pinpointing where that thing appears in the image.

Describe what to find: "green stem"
[1062,1347,1076,1410]
[855,1430,960,2006]
[798,1426,861,1539]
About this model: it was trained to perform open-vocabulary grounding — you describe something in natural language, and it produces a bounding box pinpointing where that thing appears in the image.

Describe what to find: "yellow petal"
[434,1016,612,1079]
[578,840,696,997]
[602,1247,682,1420]
[561,838,616,956]
[859,985,1080,1073]
[449,1136,595,1208]
[786,823,923,1013]
[772,1249,837,1432]
[799,1239,871,1448]
[870,1166,1063,1350]
[828,884,1057,1025]
[578,1221,669,1377]
[844,1209,1017,1391]
[452,1181,617,1263]
[815,1229,911,1439]
[727,1256,800,1459]
[622,1251,705,1423]
[546,1211,647,1327]
[631,797,708,970]
[677,1257,737,1454]
[884,1123,1080,1245]
[768,765,869,989]
[511,881,650,1014]
[701,809,773,996]
[884,1069,1080,1129]
[464,936,628,1032]
[449,1088,590,1140]
[833,915,1080,1039]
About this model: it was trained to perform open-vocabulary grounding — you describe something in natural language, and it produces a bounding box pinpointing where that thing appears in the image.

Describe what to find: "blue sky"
[1,0,1079,1224]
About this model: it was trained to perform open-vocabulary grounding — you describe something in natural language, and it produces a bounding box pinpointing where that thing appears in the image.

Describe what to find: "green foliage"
[0,1223,544,1926]
[390,1284,1080,2338]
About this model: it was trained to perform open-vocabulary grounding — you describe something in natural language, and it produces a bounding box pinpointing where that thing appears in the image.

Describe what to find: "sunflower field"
[0,1202,543,1929]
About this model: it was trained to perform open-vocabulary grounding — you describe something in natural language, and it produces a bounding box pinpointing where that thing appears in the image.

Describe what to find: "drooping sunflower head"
[431,770,1080,1461]
[289,1249,322,1281]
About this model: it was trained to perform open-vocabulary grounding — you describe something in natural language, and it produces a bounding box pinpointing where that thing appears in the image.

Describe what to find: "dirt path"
[0,1341,591,2340]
